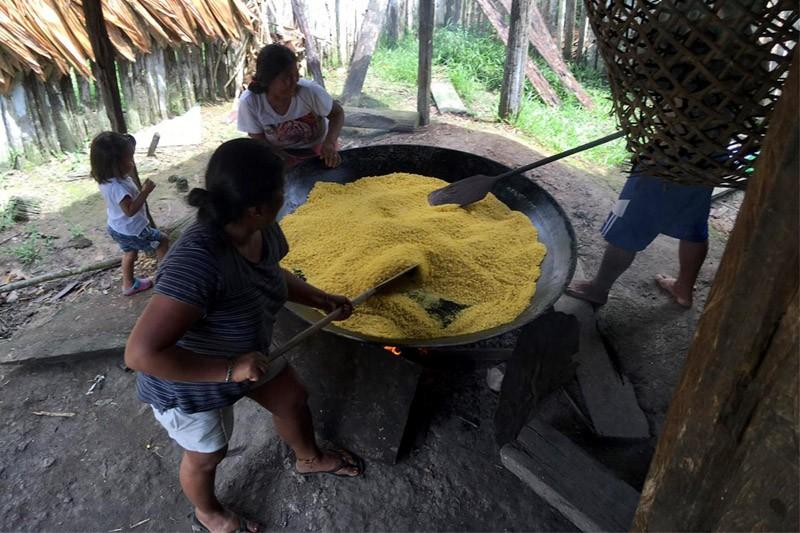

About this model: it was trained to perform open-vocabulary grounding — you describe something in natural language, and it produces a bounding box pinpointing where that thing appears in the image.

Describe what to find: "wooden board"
[343,106,418,132]
[554,264,650,439]
[501,419,640,532]
[430,80,468,115]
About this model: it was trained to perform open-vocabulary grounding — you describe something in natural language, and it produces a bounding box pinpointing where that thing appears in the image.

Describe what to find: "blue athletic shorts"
[108,225,163,253]
[601,174,713,252]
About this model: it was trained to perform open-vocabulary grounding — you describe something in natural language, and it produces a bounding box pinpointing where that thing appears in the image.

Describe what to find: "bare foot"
[295,449,363,477]
[193,509,262,533]
[655,274,692,308]
[565,280,609,306]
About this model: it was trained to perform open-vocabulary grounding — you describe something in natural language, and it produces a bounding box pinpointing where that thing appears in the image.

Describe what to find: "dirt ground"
[0,103,742,532]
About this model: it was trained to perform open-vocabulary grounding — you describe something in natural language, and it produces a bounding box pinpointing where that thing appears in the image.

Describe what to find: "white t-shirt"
[237,79,333,149]
[98,176,148,236]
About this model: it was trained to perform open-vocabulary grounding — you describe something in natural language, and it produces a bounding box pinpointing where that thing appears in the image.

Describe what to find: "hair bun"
[187,187,211,208]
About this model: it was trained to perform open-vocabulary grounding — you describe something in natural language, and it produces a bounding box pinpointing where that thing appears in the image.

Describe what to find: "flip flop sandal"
[122,277,153,296]
[297,449,365,478]
[190,511,263,533]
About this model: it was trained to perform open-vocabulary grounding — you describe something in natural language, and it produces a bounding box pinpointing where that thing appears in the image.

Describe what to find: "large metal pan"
[279,144,577,348]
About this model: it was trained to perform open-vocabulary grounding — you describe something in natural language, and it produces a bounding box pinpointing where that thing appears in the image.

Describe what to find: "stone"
[67,236,93,249]
[6,291,19,304]
[486,365,505,393]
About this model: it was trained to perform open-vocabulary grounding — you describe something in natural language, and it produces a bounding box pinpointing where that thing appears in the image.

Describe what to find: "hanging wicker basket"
[585,1,798,188]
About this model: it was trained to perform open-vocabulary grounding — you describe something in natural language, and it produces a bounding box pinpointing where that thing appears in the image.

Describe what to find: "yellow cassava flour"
[280,172,547,339]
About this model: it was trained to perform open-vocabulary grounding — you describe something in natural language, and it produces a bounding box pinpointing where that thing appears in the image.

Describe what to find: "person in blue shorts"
[566,170,713,308]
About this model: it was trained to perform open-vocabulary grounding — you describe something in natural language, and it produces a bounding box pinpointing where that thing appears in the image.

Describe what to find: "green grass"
[13,230,43,265]
[370,28,629,167]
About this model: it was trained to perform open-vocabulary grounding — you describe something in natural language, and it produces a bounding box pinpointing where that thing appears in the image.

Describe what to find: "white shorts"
[152,405,234,453]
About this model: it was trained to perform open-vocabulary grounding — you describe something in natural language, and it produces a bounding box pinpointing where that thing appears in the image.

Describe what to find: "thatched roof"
[0,0,255,93]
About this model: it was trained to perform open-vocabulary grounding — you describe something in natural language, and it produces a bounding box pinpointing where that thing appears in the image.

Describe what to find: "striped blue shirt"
[136,221,288,413]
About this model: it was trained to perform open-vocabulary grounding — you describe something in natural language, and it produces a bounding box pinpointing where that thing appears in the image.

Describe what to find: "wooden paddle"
[427,131,626,207]
[248,264,419,388]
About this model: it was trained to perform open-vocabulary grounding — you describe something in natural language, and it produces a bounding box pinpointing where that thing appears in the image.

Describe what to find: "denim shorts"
[107,225,163,253]
[601,174,713,252]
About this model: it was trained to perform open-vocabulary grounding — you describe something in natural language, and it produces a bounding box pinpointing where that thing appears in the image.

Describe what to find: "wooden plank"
[501,419,640,532]
[474,0,560,107]
[633,58,799,532]
[554,280,650,439]
[497,0,593,108]
[341,0,390,104]
[494,311,578,445]
[342,106,418,132]
[562,0,575,59]
[82,0,127,133]
[291,0,325,87]
[417,0,435,125]
[499,0,534,118]
[430,80,468,114]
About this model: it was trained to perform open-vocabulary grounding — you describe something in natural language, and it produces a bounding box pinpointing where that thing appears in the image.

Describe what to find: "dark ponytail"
[188,138,284,227]
[248,44,298,94]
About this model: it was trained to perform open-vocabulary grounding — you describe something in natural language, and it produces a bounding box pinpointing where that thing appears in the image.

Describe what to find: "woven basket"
[585,1,798,188]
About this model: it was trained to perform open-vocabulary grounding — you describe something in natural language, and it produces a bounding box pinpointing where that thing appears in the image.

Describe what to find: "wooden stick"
[0,258,121,293]
[417,0,435,126]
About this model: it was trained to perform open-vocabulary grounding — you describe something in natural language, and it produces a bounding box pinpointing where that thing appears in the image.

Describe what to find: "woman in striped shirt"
[125,138,362,533]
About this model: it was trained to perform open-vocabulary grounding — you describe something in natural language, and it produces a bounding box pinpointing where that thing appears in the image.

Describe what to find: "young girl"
[237,43,344,168]
[91,131,169,296]
[125,138,361,533]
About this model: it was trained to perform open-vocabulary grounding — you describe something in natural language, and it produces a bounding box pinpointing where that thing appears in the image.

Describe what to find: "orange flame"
[383,346,402,356]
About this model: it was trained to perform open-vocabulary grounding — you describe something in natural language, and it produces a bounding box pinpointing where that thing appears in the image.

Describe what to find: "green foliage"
[371,27,629,167]
[13,231,42,265]
[68,224,85,238]
[0,203,14,231]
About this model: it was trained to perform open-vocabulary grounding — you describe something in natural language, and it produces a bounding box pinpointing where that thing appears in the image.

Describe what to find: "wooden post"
[476,0,560,107]
[498,0,534,119]
[291,0,325,87]
[417,0,435,126]
[497,0,593,108]
[562,0,575,60]
[575,2,588,64]
[340,0,390,105]
[633,58,799,532]
[82,0,126,133]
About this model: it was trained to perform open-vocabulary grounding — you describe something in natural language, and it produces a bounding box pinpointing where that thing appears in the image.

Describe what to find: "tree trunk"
[562,0,575,60]
[291,0,325,87]
[633,58,799,533]
[498,0,593,108]
[386,0,401,47]
[575,1,588,64]
[340,0,390,105]
[82,0,126,133]
[499,0,533,119]
[164,48,185,117]
[475,0,560,107]
[118,60,142,131]
[24,75,59,156]
[206,42,219,101]
[45,77,79,152]
[177,46,197,109]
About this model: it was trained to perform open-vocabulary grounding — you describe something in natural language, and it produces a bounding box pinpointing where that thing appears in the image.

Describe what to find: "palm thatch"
[0,0,255,93]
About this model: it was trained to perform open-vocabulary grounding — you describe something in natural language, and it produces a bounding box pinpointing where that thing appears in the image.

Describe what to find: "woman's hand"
[320,141,341,168]
[231,351,271,382]
[321,293,353,320]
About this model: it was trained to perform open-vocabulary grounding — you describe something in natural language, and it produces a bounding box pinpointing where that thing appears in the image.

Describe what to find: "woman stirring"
[125,139,362,533]
[238,44,344,168]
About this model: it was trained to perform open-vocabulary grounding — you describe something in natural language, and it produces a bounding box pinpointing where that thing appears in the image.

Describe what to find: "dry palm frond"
[204,0,241,41]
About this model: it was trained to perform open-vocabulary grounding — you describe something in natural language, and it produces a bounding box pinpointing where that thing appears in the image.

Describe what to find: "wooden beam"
[475,0,560,107]
[340,0,390,104]
[291,0,325,87]
[499,0,534,118]
[82,0,126,133]
[497,0,593,108]
[417,0,435,126]
[633,58,799,532]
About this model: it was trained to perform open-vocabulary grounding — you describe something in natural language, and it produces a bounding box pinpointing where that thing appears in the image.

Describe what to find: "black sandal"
[190,511,263,533]
[296,449,364,478]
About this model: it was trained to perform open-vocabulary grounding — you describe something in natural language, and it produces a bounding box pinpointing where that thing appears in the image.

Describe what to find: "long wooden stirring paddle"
[247,264,419,388]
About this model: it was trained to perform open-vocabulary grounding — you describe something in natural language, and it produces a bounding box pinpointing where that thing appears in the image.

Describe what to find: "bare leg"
[181,448,261,533]
[656,239,708,308]
[155,236,169,262]
[121,251,138,290]
[566,244,637,305]
[246,367,360,476]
